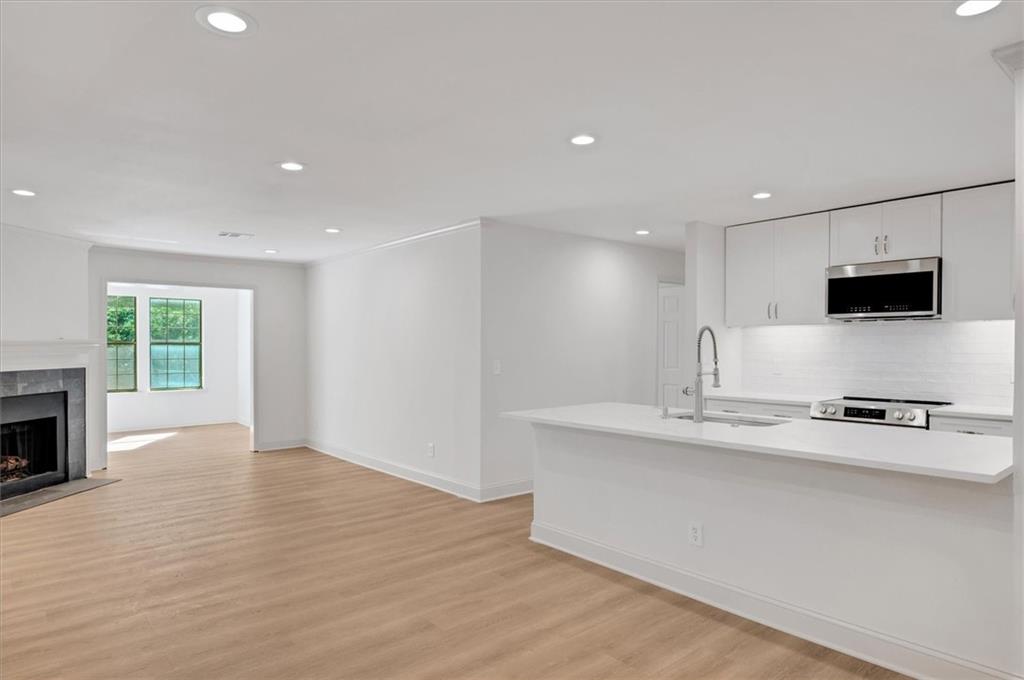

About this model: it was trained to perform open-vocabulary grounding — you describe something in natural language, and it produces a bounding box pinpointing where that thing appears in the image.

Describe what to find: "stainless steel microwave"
[826,257,941,320]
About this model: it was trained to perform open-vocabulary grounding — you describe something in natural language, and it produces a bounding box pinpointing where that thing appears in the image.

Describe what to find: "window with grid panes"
[149,298,202,390]
[106,295,137,392]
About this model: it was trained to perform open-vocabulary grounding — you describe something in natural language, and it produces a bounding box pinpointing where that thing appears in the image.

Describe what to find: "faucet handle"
[712,368,721,388]
[682,386,695,397]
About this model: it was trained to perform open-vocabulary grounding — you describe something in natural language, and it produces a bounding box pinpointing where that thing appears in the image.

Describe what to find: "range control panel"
[809,397,949,429]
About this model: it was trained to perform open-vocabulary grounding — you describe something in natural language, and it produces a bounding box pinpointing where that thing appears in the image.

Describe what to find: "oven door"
[826,257,940,320]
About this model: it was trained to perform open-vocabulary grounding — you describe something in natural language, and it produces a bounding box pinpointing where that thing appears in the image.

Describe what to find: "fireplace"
[1,392,68,497]
[0,368,87,500]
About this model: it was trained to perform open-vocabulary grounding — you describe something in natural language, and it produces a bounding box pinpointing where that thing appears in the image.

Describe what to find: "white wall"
[106,283,249,433]
[237,289,253,428]
[741,321,1015,406]
[683,222,743,407]
[1,223,91,341]
[305,225,484,499]
[89,247,306,468]
[480,220,685,492]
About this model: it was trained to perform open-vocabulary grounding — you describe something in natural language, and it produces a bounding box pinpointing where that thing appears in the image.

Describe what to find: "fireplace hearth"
[0,368,86,500]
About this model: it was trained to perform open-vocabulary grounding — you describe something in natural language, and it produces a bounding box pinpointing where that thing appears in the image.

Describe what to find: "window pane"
[151,344,168,360]
[152,358,167,372]
[184,373,201,388]
[107,359,118,375]
[168,345,185,360]
[117,374,134,390]
[183,327,200,343]
[184,359,200,373]
[107,373,118,390]
[168,327,183,342]
[184,299,200,316]
[184,345,200,359]
[118,344,135,361]
[168,373,185,389]
[151,372,167,389]
[168,359,184,372]
[107,346,117,361]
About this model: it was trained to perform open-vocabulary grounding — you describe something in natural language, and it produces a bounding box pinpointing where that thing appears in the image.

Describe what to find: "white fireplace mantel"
[0,339,102,373]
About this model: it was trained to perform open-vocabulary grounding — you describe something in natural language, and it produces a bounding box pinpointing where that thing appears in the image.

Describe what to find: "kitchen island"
[505,403,1020,680]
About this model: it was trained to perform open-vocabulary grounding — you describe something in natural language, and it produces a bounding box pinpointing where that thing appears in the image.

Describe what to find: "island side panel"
[529,424,1019,677]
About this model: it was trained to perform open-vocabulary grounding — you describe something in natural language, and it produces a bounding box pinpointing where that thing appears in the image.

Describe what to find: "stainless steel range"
[809,396,952,429]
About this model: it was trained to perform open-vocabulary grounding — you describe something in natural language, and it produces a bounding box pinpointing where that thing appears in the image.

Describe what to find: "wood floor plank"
[1,423,907,680]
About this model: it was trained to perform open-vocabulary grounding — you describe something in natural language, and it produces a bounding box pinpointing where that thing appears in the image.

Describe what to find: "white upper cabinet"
[725,213,829,327]
[725,223,775,327]
[773,213,829,324]
[829,195,941,266]
[881,195,942,261]
[829,204,882,266]
[942,182,1014,321]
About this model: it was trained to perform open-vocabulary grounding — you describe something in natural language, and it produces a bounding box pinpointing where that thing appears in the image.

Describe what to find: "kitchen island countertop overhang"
[503,402,1013,484]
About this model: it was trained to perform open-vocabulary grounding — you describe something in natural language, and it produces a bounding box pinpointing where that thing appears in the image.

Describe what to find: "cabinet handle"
[767,302,772,319]
[774,302,778,319]
[957,430,983,436]
[883,234,889,255]
[874,235,879,255]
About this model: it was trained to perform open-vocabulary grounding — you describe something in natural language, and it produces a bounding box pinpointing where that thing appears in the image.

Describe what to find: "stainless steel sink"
[672,412,788,427]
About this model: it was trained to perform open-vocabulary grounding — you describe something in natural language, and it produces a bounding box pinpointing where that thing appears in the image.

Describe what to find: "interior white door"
[881,194,941,261]
[829,204,883,265]
[941,182,1014,321]
[773,213,829,324]
[725,223,774,326]
[657,283,686,408]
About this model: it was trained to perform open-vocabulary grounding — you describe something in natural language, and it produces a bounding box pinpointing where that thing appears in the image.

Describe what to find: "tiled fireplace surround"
[1,368,88,494]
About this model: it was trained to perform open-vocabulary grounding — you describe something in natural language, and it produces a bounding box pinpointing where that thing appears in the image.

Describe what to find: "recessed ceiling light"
[570,134,596,146]
[752,192,772,200]
[195,6,256,35]
[955,0,1001,16]
[324,228,341,234]
[264,249,278,254]
[279,161,304,172]
[635,229,651,236]
[11,189,36,197]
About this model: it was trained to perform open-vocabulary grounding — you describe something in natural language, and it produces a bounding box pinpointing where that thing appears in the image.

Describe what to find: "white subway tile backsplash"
[740,320,1014,406]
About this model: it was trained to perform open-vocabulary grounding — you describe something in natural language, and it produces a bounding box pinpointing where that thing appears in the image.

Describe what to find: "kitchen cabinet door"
[881,194,941,261]
[725,223,774,327]
[773,213,829,324]
[942,182,1014,321]
[829,204,882,266]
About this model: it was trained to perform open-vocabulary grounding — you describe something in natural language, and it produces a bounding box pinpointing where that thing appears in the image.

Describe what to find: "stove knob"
[827,406,837,415]
[894,410,904,420]
[819,406,828,414]
[907,412,917,422]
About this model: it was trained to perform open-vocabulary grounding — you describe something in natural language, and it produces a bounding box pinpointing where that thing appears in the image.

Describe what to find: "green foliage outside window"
[106,296,137,392]
[150,298,202,390]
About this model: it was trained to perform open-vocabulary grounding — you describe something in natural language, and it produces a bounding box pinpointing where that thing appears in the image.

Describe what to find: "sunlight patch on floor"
[107,431,178,452]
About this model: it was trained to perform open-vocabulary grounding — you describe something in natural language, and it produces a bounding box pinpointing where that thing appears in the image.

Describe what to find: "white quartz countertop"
[504,402,1013,484]
[930,403,1014,421]
[703,391,831,406]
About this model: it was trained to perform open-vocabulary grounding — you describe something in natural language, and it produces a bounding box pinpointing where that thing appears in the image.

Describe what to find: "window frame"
[148,297,204,391]
[106,295,138,393]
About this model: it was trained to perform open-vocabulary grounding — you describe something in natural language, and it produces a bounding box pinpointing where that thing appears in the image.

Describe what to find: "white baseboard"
[478,478,533,501]
[255,439,306,452]
[530,522,1020,680]
[307,439,530,503]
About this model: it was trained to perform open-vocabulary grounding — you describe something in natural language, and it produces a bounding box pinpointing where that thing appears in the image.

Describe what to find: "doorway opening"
[105,282,255,451]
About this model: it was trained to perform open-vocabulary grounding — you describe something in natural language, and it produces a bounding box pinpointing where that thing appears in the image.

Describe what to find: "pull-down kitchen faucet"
[682,325,720,423]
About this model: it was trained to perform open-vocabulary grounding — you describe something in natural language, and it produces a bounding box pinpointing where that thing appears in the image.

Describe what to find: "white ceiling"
[1,1,1019,262]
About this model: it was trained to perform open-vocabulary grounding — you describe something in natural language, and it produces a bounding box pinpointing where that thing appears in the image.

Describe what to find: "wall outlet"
[688,521,703,547]
[426,442,435,458]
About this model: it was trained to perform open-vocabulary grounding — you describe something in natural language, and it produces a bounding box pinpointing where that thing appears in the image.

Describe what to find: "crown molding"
[992,41,1024,80]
